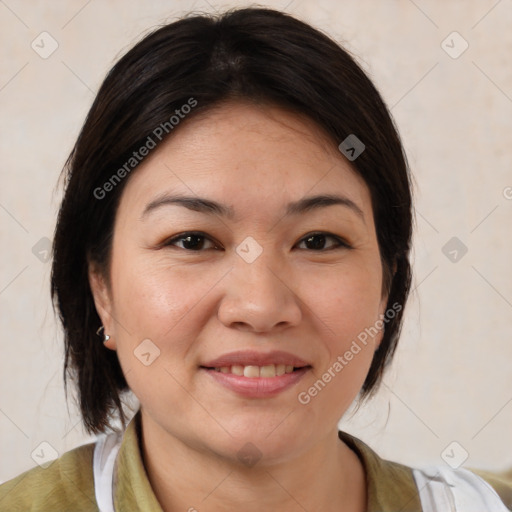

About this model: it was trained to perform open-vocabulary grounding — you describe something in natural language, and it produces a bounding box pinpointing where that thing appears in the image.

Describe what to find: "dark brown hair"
[51,7,412,434]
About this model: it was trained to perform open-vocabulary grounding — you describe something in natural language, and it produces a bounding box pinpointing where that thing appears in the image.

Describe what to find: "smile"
[210,364,297,378]
[200,350,312,397]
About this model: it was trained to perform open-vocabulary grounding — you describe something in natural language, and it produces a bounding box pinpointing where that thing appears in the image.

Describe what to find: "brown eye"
[296,232,350,251]
[164,232,219,251]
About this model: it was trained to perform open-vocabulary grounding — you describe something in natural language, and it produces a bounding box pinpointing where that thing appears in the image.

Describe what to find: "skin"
[90,101,388,512]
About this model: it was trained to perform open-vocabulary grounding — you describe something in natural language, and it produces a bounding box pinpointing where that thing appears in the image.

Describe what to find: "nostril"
[230,321,252,331]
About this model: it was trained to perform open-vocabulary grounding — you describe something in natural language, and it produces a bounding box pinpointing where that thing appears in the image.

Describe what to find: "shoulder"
[339,430,512,511]
[470,466,512,510]
[0,441,98,512]
[339,431,423,511]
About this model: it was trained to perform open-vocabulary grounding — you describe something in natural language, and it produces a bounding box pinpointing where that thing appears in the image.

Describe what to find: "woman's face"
[91,101,388,464]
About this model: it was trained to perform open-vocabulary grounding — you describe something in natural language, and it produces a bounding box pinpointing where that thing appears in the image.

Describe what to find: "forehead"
[118,101,371,217]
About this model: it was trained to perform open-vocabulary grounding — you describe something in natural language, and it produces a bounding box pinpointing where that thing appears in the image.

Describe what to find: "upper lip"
[201,350,311,368]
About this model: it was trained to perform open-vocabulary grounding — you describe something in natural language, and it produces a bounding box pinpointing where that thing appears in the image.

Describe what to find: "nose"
[217,255,303,334]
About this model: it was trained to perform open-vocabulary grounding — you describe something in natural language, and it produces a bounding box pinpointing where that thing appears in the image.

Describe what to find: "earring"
[96,325,111,343]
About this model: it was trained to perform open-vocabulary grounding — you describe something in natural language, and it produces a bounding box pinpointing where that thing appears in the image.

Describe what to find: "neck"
[139,413,367,512]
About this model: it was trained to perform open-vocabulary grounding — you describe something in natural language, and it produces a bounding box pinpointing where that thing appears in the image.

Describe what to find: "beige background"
[1,0,511,483]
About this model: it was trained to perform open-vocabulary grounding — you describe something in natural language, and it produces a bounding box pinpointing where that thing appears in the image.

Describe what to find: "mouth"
[199,351,312,398]
[201,364,307,378]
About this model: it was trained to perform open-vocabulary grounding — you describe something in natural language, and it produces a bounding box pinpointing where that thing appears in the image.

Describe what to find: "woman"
[0,7,510,511]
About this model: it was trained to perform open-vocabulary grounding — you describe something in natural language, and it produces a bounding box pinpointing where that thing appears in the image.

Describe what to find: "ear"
[88,264,117,350]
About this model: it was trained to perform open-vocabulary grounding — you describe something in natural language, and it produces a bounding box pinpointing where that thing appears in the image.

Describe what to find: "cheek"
[109,253,227,356]
[296,282,380,418]
[300,258,384,343]
[295,258,383,403]
[107,256,219,411]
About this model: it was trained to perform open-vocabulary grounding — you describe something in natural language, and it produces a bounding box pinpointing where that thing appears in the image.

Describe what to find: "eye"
[162,231,221,251]
[295,232,351,251]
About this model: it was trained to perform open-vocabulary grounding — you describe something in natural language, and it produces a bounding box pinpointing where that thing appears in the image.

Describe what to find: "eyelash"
[161,231,351,252]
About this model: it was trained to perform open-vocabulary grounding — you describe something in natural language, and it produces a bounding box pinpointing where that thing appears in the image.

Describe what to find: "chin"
[207,415,314,467]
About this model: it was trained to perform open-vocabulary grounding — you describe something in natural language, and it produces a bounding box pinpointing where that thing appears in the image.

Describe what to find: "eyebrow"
[286,194,364,220]
[141,193,364,221]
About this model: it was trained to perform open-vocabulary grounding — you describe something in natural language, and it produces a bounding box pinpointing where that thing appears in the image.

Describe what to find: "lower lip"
[201,367,310,398]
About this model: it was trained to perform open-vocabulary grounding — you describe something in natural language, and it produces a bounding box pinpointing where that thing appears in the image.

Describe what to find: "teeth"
[231,365,244,376]
[260,364,276,378]
[213,364,299,378]
[243,365,260,378]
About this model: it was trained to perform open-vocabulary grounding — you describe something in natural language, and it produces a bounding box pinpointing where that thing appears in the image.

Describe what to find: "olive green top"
[1,411,511,511]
